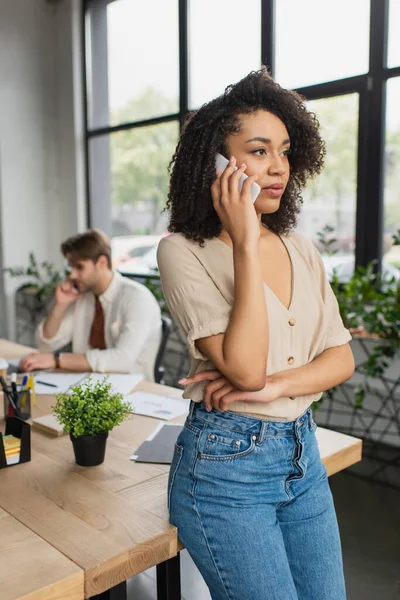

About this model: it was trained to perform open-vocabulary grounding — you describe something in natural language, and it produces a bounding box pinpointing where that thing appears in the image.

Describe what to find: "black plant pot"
[70,432,108,466]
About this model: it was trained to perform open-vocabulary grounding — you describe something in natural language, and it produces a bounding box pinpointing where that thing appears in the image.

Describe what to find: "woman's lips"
[262,184,284,198]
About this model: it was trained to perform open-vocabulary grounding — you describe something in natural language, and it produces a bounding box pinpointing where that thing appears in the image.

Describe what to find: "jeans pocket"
[168,443,183,511]
[199,426,256,461]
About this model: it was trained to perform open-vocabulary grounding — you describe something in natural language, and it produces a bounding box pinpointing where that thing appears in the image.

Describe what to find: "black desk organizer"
[0,416,31,469]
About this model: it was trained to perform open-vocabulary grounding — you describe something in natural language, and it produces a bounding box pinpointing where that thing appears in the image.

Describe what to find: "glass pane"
[298,94,359,282]
[383,78,400,283]
[388,0,400,68]
[89,121,179,271]
[188,0,261,109]
[275,0,370,89]
[86,0,179,129]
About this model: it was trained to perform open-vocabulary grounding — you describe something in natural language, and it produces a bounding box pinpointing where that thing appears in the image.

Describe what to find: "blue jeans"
[168,402,347,600]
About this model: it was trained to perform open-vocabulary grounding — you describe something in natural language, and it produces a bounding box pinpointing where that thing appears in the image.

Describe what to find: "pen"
[20,375,28,408]
[27,374,36,406]
[11,373,19,408]
[36,380,58,388]
[5,391,20,417]
[0,375,21,418]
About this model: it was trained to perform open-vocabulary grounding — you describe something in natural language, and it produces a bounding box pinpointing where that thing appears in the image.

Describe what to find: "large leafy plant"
[3,252,66,304]
[318,225,400,407]
[53,376,132,438]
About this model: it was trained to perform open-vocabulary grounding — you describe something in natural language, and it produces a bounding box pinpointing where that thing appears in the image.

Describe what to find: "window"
[86,0,180,268]
[275,0,370,89]
[388,0,400,68]
[86,0,179,129]
[188,0,261,109]
[383,77,400,279]
[89,121,179,237]
[298,95,358,280]
[85,0,399,278]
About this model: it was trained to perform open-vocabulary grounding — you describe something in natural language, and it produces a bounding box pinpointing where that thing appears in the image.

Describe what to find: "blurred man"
[20,229,162,380]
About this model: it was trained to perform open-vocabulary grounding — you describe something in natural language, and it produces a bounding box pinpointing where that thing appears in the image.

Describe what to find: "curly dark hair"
[166,68,325,244]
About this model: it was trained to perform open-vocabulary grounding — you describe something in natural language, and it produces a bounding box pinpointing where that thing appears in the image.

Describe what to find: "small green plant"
[52,376,132,438]
[3,252,67,304]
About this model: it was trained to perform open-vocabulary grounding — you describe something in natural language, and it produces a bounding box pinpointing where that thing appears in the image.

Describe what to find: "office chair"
[154,314,172,384]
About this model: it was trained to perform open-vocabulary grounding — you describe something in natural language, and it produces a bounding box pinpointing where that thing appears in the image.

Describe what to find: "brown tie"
[89,297,106,350]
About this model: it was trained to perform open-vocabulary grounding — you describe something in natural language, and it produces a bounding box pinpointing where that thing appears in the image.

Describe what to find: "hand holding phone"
[55,280,80,306]
[215,153,261,204]
[212,155,261,249]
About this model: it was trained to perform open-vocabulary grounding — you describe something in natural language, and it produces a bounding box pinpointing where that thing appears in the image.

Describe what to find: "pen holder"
[0,416,31,469]
[3,388,31,421]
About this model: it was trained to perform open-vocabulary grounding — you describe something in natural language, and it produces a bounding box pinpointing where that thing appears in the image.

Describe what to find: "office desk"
[0,339,362,599]
[0,341,179,599]
[0,507,84,600]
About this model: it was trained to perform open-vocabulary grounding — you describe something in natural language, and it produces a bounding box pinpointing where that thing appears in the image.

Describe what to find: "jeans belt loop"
[257,421,268,445]
[188,400,196,421]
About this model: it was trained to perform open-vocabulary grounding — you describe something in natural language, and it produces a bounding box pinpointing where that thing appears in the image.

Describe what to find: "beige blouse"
[157,230,352,421]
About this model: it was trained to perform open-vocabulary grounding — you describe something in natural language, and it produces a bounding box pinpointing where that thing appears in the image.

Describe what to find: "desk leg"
[156,553,181,600]
[91,580,127,600]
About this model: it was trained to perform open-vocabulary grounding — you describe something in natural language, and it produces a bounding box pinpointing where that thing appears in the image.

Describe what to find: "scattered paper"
[87,373,143,395]
[127,391,190,421]
[32,372,143,396]
[33,373,85,395]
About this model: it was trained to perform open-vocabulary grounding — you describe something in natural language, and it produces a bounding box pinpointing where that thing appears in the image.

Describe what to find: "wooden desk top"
[0,507,84,600]
[0,343,179,597]
[0,339,362,598]
[0,455,177,598]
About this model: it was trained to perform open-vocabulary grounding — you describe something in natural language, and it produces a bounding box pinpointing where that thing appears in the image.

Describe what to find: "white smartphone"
[215,153,261,204]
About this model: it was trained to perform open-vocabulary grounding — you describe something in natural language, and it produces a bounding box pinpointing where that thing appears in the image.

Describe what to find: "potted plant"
[52,376,132,466]
[3,252,68,345]
[3,252,67,306]
[317,225,400,407]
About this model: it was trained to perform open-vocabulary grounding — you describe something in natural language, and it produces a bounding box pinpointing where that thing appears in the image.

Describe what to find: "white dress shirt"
[36,272,162,380]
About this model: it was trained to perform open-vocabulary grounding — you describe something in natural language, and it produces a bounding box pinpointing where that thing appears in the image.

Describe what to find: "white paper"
[127,391,190,421]
[33,372,143,396]
[86,373,143,395]
[33,373,86,395]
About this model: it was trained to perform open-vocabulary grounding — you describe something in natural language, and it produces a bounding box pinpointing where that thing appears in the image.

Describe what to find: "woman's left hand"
[179,370,284,412]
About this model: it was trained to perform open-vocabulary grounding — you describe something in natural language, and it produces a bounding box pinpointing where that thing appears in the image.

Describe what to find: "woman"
[157,68,354,600]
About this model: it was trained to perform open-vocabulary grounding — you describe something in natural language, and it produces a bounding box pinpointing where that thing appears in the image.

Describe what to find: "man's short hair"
[61,229,112,269]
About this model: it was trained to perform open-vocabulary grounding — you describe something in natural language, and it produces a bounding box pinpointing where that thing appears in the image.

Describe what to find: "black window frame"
[84,0,400,269]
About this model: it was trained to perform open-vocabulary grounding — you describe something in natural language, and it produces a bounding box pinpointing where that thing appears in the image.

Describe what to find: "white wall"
[0,0,86,340]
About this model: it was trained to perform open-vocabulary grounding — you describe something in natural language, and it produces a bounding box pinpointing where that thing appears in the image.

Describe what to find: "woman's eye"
[281,148,291,157]
[253,148,266,156]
